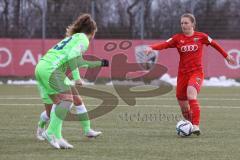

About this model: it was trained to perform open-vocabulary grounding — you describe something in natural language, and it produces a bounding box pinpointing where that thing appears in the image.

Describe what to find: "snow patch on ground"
[2,74,240,87]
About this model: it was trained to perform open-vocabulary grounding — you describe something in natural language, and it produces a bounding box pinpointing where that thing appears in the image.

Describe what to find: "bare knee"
[73,95,82,106]
[187,86,198,100]
[49,93,73,104]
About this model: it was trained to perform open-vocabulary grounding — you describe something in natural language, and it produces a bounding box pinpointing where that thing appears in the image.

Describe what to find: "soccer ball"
[176,120,193,137]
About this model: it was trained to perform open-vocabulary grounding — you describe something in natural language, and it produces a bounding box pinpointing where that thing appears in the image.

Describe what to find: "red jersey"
[150,31,228,74]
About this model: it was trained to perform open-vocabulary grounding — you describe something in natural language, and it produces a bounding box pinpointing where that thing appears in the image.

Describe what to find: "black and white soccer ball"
[176,120,193,137]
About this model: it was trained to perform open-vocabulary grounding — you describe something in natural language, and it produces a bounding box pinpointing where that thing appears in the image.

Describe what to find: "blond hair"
[181,13,196,28]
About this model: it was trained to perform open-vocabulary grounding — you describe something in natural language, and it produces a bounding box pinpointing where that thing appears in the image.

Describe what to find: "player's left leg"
[187,71,204,135]
[71,87,102,138]
[187,86,200,135]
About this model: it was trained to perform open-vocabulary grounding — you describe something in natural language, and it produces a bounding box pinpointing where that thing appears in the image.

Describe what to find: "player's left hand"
[101,59,109,67]
[225,55,236,65]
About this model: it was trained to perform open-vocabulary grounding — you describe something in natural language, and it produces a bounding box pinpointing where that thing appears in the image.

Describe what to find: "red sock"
[188,99,200,125]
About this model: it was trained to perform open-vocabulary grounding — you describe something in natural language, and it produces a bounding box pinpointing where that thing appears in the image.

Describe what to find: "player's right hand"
[101,59,109,67]
[144,46,153,55]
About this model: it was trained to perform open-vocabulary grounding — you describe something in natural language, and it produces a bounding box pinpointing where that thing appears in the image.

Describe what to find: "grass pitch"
[0,85,239,160]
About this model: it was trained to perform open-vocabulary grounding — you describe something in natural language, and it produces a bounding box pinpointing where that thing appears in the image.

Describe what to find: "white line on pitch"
[0,104,239,109]
[0,97,239,101]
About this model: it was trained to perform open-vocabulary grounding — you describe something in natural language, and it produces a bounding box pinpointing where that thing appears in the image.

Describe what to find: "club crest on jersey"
[194,38,199,43]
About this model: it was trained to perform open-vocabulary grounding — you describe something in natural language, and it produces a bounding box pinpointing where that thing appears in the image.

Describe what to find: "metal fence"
[0,0,240,39]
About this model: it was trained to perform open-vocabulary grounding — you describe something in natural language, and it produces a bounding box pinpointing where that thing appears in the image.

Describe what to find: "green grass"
[0,85,240,160]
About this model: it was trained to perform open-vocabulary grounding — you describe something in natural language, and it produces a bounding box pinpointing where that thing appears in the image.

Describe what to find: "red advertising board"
[0,39,239,78]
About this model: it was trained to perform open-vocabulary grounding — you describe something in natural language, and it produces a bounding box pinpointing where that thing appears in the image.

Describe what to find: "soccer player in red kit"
[146,13,235,135]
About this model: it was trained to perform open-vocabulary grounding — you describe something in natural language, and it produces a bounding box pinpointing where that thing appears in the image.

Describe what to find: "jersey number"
[53,37,72,50]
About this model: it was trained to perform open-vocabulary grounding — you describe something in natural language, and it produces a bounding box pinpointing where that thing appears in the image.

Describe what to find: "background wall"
[0,0,239,79]
[0,39,239,78]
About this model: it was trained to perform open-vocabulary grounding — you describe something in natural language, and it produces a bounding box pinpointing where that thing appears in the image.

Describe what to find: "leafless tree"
[0,0,239,39]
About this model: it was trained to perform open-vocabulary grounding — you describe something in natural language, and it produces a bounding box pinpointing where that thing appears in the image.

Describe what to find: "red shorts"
[176,71,204,100]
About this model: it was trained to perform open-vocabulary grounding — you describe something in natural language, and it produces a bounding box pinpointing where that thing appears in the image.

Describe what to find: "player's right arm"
[145,35,177,54]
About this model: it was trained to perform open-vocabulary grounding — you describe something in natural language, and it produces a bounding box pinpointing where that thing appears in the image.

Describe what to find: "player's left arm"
[202,34,235,64]
[68,41,109,68]
[67,43,109,85]
[69,54,109,70]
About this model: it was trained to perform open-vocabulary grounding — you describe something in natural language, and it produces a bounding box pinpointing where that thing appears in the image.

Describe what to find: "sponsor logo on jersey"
[180,44,198,52]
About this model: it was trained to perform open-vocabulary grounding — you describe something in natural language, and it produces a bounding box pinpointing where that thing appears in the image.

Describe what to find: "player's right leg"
[36,104,52,141]
[35,62,73,149]
[176,73,191,121]
[37,77,78,140]
[37,101,74,149]
[177,100,191,121]
[35,71,55,141]
[44,93,74,149]
[35,64,55,141]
